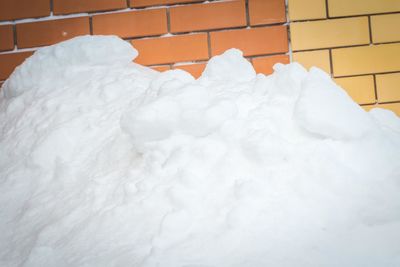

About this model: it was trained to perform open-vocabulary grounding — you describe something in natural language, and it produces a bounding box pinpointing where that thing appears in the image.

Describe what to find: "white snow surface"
[0,35,400,267]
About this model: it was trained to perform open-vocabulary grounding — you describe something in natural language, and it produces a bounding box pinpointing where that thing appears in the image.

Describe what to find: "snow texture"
[0,35,400,267]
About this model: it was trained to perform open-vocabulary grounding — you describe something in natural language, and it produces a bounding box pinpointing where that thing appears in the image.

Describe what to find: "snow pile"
[1,35,400,267]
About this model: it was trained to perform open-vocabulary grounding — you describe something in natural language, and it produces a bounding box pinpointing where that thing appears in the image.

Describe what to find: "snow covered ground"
[0,36,399,267]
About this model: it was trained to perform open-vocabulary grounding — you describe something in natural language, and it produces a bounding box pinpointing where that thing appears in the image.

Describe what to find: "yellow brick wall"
[289,0,400,115]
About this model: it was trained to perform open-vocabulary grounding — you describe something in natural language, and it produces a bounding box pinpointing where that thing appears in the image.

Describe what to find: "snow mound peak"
[295,67,374,139]
[1,36,400,267]
[3,35,137,98]
[201,48,256,82]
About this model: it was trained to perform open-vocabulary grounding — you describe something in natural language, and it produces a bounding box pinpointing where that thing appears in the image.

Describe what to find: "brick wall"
[289,0,400,115]
[0,0,288,81]
[0,0,399,115]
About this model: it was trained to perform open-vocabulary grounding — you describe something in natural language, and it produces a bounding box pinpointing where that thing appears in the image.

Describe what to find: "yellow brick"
[363,103,400,116]
[371,13,400,43]
[376,73,400,102]
[377,103,400,116]
[292,50,331,73]
[328,0,400,17]
[332,43,400,76]
[362,104,375,112]
[290,17,370,51]
[334,75,376,104]
[288,0,326,21]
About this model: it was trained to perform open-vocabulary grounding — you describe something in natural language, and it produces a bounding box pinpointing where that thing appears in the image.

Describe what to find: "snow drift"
[0,35,399,267]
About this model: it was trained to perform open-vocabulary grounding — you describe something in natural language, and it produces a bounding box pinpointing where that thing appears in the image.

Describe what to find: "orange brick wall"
[0,0,288,81]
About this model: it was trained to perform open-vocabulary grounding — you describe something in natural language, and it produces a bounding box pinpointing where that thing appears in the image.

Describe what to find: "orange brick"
[0,52,34,80]
[53,0,126,15]
[92,9,167,38]
[252,54,290,75]
[170,0,246,33]
[132,34,209,65]
[249,0,286,26]
[130,0,203,8]
[173,63,206,78]
[151,65,171,72]
[210,26,288,57]
[0,0,50,21]
[16,17,90,49]
[0,25,14,51]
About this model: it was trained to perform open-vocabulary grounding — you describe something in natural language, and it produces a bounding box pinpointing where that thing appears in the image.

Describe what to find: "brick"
[376,103,400,116]
[290,17,369,51]
[334,75,376,104]
[363,103,400,116]
[92,9,167,38]
[288,0,326,21]
[249,0,286,26]
[0,52,34,80]
[0,25,14,51]
[170,0,246,33]
[130,0,202,8]
[132,34,209,65]
[376,73,400,103]
[332,43,400,77]
[210,26,288,57]
[53,0,126,15]
[151,65,171,72]
[371,14,400,44]
[292,50,331,73]
[252,54,290,75]
[361,104,375,112]
[0,0,50,21]
[328,0,400,17]
[16,17,90,49]
[173,63,206,78]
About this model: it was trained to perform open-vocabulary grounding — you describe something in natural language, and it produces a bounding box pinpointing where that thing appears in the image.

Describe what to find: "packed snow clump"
[1,35,400,267]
